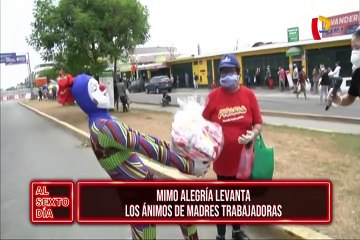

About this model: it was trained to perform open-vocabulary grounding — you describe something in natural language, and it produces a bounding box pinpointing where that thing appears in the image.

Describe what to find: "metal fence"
[0,88,34,101]
[0,88,32,97]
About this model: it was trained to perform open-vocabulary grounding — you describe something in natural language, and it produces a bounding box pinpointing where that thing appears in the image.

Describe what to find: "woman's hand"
[238,130,255,144]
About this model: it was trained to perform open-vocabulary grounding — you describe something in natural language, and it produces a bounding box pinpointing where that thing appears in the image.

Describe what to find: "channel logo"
[311,16,331,40]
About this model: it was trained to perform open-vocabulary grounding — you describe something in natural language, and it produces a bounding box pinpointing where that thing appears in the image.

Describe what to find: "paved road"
[130,103,360,134]
[1,101,297,239]
[128,89,360,119]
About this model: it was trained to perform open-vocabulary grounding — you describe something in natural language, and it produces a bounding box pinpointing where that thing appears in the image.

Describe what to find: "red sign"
[30,181,74,224]
[131,65,137,72]
[35,77,48,87]
[322,11,359,38]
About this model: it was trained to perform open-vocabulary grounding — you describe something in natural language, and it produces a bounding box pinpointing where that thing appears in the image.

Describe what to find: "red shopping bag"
[236,140,255,179]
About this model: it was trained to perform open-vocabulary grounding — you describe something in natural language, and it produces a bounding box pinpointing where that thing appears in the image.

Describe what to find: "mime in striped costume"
[60,73,210,240]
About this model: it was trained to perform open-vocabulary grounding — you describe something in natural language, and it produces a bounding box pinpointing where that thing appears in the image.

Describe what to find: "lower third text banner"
[77,181,331,224]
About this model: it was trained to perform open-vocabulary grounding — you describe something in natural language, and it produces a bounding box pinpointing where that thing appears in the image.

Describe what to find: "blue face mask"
[220,74,239,89]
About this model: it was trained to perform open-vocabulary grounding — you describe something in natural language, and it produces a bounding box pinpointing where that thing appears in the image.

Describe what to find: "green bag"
[250,134,274,180]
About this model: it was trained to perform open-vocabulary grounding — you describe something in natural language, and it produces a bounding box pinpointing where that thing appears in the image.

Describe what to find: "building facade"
[33,63,56,78]
[166,35,352,89]
[116,47,178,81]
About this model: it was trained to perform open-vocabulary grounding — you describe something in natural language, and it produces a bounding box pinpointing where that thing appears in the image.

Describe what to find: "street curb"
[18,101,333,240]
[132,101,360,125]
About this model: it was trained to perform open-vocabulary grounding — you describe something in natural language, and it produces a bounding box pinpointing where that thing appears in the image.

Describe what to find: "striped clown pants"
[90,119,198,240]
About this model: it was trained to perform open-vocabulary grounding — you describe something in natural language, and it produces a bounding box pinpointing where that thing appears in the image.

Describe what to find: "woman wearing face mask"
[329,28,360,105]
[203,54,263,240]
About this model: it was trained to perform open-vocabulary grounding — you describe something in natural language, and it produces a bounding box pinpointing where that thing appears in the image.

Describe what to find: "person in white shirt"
[329,62,341,78]
[292,64,299,93]
[193,72,199,89]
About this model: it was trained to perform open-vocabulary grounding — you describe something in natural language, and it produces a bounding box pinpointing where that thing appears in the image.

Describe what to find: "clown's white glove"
[191,160,211,177]
[238,130,255,145]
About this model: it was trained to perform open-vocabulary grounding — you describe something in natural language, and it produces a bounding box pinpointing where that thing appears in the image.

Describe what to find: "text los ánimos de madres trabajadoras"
[125,189,282,218]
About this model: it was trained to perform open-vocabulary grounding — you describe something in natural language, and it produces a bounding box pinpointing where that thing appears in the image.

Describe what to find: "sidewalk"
[129,89,360,120]
[172,87,329,99]
[130,103,360,134]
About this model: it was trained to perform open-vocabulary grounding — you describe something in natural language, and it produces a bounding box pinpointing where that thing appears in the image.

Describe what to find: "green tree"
[6,87,16,91]
[27,0,150,79]
[37,67,59,80]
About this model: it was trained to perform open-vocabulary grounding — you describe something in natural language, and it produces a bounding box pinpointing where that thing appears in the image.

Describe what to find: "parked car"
[145,75,172,94]
[128,79,145,93]
[340,77,351,93]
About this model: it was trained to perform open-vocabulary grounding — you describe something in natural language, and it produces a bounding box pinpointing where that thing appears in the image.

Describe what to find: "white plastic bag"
[171,97,224,162]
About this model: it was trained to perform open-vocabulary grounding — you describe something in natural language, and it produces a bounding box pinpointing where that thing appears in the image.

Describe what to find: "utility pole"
[135,56,139,80]
[26,52,34,99]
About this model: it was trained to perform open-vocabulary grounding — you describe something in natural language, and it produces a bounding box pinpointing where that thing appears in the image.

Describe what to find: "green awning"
[286,47,303,57]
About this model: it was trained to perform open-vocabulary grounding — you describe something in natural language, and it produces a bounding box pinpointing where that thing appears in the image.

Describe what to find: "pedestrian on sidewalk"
[255,67,262,90]
[292,64,299,93]
[277,67,285,92]
[176,75,180,88]
[329,61,341,78]
[203,54,263,240]
[296,67,309,99]
[125,89,131,111]
[170,74,174,86]
[319,67,330,104]
[116,78,128,112]
[38,88,43,101]
[328,61,341,88]
[51,86,57,101]
[193,72,199,89]
[208,72,214,89]
[328,28,360,106]
[161,92,171,106]
[265,65,271,87]
[185,72,189,88]
[245,68,251,88]
[312,66,321,94]
[114,79,119,111]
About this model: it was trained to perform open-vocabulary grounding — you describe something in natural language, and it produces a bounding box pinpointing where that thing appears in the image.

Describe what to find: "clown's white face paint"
[87,78,110,109]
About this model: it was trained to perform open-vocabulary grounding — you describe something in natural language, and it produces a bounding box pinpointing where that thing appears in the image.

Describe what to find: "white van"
[340,77,352,93]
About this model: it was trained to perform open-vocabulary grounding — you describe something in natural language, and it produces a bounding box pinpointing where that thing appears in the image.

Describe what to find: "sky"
[0,0,359,89]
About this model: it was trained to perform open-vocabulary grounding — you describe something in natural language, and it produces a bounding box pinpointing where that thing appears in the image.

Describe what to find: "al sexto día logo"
[312,16,331,40]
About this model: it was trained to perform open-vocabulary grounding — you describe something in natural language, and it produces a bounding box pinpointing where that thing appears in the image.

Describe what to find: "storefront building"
[166,35,352,88]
